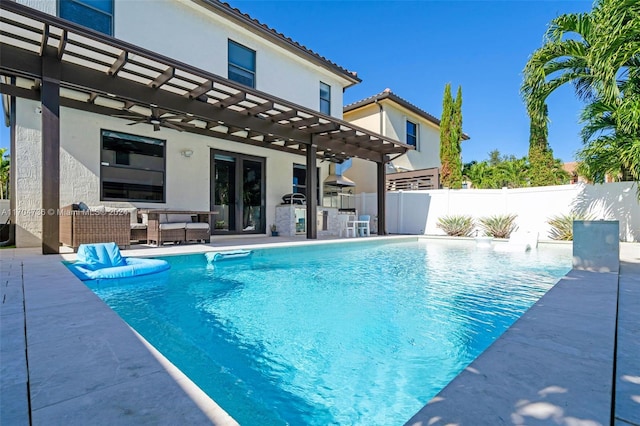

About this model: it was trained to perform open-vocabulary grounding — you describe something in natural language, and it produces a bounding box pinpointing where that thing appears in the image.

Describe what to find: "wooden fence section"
[386,168,440,191]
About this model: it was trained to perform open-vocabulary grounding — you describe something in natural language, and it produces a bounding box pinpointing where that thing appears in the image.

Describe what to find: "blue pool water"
[83,239,571,424]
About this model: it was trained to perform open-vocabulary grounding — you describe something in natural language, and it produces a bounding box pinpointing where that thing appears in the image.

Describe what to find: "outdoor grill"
[281,193,306,205]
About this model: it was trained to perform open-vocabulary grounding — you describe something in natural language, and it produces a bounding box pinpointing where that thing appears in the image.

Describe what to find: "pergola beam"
[108,51,128,76]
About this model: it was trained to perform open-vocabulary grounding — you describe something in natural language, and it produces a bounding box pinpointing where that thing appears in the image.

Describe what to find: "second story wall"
[383,102,441,171]
[344,101,441,171]
[19,0,352,117]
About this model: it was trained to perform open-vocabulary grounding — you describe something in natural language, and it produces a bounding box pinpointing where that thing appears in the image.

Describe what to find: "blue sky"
[0,0,593,163]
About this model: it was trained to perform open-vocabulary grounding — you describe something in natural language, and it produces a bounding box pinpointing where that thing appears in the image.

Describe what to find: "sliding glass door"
[211,150,265,234]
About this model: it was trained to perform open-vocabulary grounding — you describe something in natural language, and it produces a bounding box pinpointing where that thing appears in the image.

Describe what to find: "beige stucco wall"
[382,101,441,171]
[16,0,350,117]
[13,100,328,247]
[343,100,442,193]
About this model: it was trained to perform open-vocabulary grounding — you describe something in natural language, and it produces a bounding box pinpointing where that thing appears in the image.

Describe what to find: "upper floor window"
[320,82,331,115]
[101,130,165,202]
[228,40,256,88]
[59,0,113,35]
[406,120,418,147]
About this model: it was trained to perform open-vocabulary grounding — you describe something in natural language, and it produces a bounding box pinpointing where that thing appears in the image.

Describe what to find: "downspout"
[374,97,384,136]
[374,96,386,235]
[375,96,392,172]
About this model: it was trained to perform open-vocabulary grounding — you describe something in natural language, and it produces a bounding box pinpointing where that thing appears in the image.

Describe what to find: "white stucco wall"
[13,101,328,246]
[17,0,349,117]
[357,182,640,242]
[13,99,43,247]
[11,0,352,246]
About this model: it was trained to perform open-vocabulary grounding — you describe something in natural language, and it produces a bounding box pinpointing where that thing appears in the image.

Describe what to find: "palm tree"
[577,94,640,182]
[497,157,530,188]
[464,161,498,189]
[522,0,640,184]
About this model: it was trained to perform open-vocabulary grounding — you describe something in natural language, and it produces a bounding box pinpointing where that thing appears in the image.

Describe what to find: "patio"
[1,236,639,425]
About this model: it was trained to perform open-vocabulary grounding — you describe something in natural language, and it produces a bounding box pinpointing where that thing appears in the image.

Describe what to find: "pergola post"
[41,47,61,254]
[377,159,386,235]
[306,136,318,239]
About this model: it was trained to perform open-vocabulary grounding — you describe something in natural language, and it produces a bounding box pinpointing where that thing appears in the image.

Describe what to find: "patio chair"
[357,215,371,237]
[337,214,356,238]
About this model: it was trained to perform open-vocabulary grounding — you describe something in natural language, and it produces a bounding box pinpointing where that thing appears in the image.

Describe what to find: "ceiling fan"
[112,106,197,132]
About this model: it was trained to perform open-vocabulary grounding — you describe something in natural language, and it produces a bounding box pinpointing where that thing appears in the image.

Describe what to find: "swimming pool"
[83,238,572,424]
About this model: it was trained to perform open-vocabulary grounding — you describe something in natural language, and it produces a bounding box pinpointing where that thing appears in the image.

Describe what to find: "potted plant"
[270,224,278,237]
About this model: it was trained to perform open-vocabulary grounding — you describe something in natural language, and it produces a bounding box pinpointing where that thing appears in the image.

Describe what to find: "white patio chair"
[338,214,356,237]
[357,215,371,237]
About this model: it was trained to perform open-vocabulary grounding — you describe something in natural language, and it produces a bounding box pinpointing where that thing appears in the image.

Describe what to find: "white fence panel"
[357,182,639,241]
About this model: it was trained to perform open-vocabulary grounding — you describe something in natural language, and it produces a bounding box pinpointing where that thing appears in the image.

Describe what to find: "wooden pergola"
[0,1,412,253]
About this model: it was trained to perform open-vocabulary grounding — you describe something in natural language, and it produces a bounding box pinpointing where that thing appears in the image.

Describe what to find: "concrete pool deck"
[1,236,639,425]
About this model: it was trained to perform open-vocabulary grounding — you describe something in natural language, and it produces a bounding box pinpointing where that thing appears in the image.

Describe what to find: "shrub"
[479,214,518,239]
[547,212,594,241]
[436,215,475,237]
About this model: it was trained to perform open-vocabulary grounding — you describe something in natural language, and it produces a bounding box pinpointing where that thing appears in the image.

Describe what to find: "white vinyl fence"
[357,182,639,242]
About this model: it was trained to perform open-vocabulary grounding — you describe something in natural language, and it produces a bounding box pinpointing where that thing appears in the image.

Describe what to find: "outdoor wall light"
[181,149,194,157]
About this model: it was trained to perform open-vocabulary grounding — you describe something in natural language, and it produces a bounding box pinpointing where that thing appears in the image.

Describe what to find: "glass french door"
[211,150,265,234]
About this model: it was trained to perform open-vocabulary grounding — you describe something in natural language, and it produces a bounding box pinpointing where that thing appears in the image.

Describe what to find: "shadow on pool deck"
[1,238,639,425]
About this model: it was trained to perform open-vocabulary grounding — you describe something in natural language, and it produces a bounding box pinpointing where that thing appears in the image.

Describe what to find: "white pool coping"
[1,236,639,425]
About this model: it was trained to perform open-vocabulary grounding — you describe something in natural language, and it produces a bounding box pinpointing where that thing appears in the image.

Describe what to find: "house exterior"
[0,0,410,252]
[343,89,469,193]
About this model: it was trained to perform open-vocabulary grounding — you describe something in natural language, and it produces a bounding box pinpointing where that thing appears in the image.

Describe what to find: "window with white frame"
[320,82,331,115]
[59,0,114,35]
[228,40,256,88]
[101,130,166,202]
[406,120,418,147]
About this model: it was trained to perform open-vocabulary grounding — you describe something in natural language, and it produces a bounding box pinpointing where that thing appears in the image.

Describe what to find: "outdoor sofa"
[59,204,134,251]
